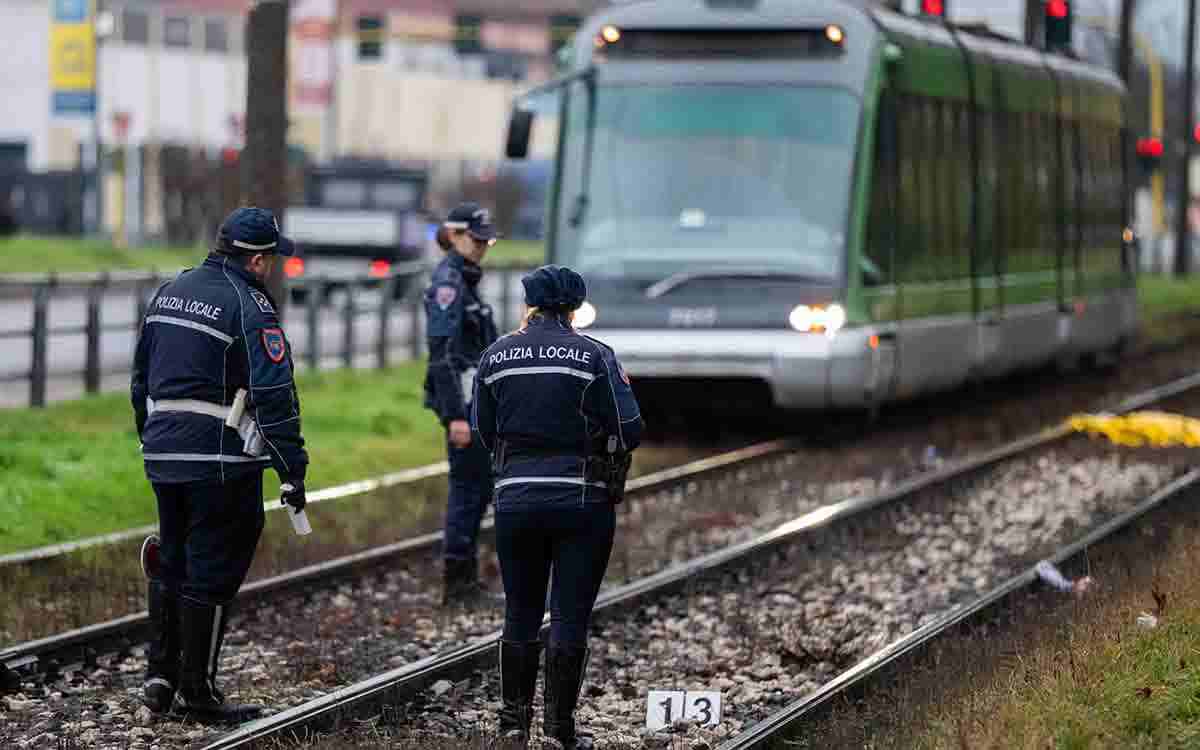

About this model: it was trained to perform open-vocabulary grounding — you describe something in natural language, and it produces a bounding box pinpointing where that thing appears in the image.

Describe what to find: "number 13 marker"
[645,690,722,731]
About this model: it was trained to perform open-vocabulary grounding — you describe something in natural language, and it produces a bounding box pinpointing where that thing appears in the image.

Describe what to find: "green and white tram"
[505,0,1134,412]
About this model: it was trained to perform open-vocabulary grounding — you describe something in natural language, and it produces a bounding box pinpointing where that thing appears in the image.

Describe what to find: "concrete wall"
[98,42,247,149]
[0,0,54,170]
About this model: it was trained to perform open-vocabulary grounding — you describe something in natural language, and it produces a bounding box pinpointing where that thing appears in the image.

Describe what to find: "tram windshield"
[552,83,860,283]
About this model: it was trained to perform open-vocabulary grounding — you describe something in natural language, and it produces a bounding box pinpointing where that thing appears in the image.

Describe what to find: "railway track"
[721,472,1200,750]
[0,440,793,688]
[188,372,1200,749]
[7,352,1200,747]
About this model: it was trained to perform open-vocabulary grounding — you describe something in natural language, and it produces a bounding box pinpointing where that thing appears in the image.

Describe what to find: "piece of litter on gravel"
[1137,612,1159,629]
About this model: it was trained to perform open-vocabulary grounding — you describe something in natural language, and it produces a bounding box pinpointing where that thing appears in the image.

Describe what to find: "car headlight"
[574,301,597,329]
[788,303,845,336]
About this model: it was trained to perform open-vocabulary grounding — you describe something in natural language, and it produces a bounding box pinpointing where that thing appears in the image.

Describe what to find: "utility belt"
[147,389,265,457]
[492,436,632,504]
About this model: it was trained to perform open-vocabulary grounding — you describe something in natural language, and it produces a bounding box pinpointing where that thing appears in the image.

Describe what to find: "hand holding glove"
[280,480,307,513]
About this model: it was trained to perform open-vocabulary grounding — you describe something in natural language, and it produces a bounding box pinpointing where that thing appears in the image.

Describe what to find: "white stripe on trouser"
[483,366,594,385]
[494,476,606,490]
[145,315,234,344]
[209,604,223,678]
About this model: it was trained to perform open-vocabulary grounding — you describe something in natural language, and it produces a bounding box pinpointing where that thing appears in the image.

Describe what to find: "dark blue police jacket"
[472,314,643,509]
[423,252,498,425]
[131,255,308,484]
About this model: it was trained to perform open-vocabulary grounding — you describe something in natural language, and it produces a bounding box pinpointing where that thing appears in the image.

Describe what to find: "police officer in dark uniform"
[131,207,309,722]
[423,202,501,605]
[473,266,643,748]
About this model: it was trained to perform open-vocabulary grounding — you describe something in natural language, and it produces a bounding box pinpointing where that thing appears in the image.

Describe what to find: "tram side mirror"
[506,109,534,160]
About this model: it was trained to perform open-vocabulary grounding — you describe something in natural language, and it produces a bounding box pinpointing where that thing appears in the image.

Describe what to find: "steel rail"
[197,370,1200,748]
[0,439,794,682]
[717,469,1200,750]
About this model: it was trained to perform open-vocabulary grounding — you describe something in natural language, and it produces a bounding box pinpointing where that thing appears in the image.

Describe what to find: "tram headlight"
[574,301,597,329]
[789,303,846,336]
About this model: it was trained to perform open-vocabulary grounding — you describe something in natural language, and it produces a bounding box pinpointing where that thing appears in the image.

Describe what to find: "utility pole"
[1176,0,1197,276]
[244,0,290,302]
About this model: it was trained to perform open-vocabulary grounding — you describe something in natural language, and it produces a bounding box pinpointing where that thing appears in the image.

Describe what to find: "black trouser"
[496,503,615,647]
[152,473,266,606]
[444,435,493,562]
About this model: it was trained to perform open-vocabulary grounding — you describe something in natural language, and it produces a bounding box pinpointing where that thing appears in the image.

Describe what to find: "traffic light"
[1136,136,1164,176]
[921,0,945,17]
[1045,0,1072,51]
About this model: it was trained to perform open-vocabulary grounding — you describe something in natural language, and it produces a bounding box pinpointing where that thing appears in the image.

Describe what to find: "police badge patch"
[262,328,287,363]
[435,285,458,310]
[249,290,275,315]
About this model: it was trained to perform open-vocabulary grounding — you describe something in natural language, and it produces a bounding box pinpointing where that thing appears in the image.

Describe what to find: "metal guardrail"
[0,264,531,408]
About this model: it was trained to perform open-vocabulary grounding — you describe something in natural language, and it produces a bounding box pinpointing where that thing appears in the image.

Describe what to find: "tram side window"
[949,102,972,279]
[1039,112,1061,273]
[864,91,898,287]
[1062,118,1082,275]
[1080,123,1123,287]
[895,95,925,283]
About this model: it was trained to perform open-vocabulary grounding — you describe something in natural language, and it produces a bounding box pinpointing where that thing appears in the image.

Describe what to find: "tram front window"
[554,84,860,283]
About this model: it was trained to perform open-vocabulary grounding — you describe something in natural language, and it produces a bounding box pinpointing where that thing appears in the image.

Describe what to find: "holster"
[585,438,632,505]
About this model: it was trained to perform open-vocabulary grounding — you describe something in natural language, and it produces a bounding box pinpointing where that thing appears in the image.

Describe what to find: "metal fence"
[0,265,533,408]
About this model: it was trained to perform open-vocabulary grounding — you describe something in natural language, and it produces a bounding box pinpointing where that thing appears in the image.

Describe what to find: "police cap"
[217,207,295,257]
[522,265,587,311]
[444,202,499,243]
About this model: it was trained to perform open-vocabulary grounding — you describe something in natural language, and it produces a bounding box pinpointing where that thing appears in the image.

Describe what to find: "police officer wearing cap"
[424,202,501,605]
[473,265,643,748]
[131,207,309,722]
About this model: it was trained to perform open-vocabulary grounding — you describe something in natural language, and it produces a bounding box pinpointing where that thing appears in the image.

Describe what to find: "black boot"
[543,644,593,750]
[177,598,262,724]
[443,558,501,607]
[498,640,543,745]
[142,580,179,713]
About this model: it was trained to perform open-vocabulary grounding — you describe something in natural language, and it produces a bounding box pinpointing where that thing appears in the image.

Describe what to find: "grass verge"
[0,235,197,275]
[0,361,447,555]
[0,234,543,276]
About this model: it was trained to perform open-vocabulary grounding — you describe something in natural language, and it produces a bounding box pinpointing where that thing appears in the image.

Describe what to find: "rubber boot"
[142,580,179,713]
[542,644,593,750]
[498,640,543,745]
[176,597,262,724]
[443,558,502,607]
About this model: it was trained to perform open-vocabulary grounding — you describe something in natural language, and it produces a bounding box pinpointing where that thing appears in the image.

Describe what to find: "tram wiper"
[644,268,824,299]
[568,69,598,228]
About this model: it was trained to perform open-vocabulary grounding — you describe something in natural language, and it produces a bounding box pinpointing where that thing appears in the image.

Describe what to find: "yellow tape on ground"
[1067,411,1200,448]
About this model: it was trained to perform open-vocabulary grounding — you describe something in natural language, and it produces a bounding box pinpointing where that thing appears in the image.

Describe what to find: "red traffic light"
[1046,0,1069,19]
[1136,137,1164,158]
[922,0,944,15]
[1194,124,1200,143]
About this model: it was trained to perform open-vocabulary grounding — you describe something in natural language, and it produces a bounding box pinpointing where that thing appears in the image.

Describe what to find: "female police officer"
[473,265,643,748]
[423,202,501,606]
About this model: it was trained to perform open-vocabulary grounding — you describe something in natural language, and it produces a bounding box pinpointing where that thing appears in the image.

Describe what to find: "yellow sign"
[50,0,95,115]
[51,22,95,91]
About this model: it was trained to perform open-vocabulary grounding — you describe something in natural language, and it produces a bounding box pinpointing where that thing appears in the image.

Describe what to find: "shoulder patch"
[261,327,287,363]
[435,285,458,310]
[249,289,275,315]
[433,264,462,284]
